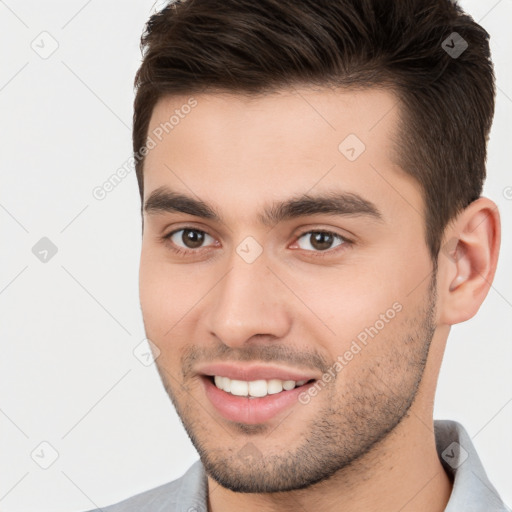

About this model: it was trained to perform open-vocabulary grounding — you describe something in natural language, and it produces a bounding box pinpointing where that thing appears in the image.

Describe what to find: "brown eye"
[296,231,345,252]
[168,228,214,250]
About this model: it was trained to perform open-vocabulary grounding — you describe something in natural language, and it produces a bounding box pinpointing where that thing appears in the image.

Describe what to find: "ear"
[438,197,501,325]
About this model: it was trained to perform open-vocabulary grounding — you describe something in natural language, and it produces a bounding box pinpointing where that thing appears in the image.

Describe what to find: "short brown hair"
[133,0,495,260]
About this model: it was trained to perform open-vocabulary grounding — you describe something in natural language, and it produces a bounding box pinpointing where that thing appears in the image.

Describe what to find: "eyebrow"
[144,186,383,227]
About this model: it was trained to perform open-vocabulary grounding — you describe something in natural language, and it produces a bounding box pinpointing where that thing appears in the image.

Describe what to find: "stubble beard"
[152,274,438,493]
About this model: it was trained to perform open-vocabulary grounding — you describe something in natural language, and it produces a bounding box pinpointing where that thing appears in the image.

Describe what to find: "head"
[135,0,499,494]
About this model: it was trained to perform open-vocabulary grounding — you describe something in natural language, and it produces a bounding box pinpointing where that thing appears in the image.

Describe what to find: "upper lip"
[196,362,318,382]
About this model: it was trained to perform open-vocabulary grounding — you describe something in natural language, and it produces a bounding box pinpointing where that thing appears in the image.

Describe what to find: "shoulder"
[82,459,208,512]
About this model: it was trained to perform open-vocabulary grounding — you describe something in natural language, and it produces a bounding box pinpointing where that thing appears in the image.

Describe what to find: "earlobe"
[439,198,500,325]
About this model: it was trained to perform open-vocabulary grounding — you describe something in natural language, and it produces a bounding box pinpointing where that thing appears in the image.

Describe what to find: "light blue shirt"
[85,420,509,511]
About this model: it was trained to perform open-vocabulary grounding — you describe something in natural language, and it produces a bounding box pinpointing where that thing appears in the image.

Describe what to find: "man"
[87,0,508,510]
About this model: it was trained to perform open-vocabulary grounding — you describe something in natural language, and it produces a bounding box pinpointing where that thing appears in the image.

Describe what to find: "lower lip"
[201,376,315,424]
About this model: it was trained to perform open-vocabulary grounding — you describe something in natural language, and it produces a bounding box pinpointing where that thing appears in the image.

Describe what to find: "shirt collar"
[435,419,509,511]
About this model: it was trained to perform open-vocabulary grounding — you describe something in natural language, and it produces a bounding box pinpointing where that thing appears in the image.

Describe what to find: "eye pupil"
[311,232,333,251]
[183,229,204,248]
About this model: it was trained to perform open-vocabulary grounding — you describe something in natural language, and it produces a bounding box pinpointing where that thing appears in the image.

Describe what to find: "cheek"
[139,249,179,334]
[288,263,398,330]
[139,249,210,338]
[292,251,426,355]
[139,262,191,372]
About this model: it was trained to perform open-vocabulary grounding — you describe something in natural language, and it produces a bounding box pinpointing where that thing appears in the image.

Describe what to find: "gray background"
[1,0,511,510]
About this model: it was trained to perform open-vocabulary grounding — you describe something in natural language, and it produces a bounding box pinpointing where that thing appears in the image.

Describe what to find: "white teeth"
[221,376,231,392]
[230,380,248,396]
[267,379,283,395]
[282,380,296,391]
[212,376,310,397]
[248,380,267,397]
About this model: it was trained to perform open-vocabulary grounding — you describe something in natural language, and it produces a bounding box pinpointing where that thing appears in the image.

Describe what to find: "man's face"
[139,87,438,492]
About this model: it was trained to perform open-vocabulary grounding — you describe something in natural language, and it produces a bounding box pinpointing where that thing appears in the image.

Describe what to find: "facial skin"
[139,87,500,512]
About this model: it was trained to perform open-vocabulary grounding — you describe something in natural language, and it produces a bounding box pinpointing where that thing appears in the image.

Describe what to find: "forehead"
[142,87,422,224]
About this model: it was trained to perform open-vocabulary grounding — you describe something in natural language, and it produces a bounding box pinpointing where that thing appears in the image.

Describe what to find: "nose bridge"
[205,248,291,347]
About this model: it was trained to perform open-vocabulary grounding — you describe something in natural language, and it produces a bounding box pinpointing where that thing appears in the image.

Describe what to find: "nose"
[204,251,292,348]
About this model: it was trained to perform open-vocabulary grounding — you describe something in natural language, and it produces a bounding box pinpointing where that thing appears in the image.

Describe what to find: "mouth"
[198,364,317,425]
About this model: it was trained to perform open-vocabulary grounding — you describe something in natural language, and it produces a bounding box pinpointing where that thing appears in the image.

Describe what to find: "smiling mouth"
[207,375,316,398]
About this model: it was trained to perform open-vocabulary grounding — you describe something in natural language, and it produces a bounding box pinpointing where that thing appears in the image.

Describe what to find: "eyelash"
[161,227,352,259]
